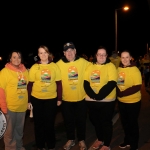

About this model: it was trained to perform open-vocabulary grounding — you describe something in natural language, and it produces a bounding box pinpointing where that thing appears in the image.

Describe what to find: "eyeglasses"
[96,54,107,57]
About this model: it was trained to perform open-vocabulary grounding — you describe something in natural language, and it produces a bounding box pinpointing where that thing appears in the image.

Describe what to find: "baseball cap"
[63,42,75,51]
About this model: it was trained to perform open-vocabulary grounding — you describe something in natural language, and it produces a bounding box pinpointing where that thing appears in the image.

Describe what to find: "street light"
[115,6,129,52]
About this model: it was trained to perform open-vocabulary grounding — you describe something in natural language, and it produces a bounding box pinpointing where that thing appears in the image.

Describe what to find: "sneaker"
[91,139,103,149]
[119,142,130,148]
[99,145,111,150]
[79,140,87,150]
[63,140,75,150]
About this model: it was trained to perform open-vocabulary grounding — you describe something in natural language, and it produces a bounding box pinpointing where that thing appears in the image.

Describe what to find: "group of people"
[0,42,142,150]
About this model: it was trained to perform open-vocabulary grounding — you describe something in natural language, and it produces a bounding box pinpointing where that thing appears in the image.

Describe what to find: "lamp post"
[115,6,129,52]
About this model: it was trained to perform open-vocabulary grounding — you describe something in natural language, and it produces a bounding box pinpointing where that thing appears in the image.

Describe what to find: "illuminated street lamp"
[115,6,129,52]
[0,56,2,61]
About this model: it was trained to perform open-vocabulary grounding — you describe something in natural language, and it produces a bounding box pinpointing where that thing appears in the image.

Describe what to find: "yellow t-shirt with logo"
[56,58,91,102]
[84,62,117,101]
[29,62,61,99]
[117,66,142,103]
[0,68,29,112]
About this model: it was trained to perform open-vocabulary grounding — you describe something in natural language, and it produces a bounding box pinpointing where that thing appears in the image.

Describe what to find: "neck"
[96,62,103,65]
[123,64,131,67]
[11,63,20,69]
[40,60,48,64]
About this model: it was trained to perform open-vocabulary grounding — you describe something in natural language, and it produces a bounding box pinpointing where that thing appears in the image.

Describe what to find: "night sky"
[0,0,150,66]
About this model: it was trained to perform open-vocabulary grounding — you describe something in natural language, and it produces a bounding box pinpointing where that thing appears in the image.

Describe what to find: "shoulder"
[107,62,116,67]
[29,63,39,70]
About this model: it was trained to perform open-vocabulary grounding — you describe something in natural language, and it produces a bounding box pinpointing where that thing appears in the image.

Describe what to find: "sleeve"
[117,85,141,97]
[0,88,7,113]
[84,80,96,99]
[0,70,7,113]
[54,63,62,101]
[56,81,62,101]
[27,82,34,102]
[95,63,117,100]
[83,65,97,99]
[95,81,116,100]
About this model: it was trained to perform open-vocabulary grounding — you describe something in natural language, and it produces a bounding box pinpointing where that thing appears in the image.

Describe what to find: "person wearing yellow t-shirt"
[0,51,29,150]
[109,51,121,68]
[27,45,62,150]
[83,46,117,150]
[116,50,142,150]
[56,42,91,150]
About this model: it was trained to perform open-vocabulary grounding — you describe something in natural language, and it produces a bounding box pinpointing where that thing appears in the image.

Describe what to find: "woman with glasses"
[83,46,117,150]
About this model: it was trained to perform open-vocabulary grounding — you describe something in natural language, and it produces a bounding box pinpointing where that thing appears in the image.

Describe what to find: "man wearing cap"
[56,42,91,150]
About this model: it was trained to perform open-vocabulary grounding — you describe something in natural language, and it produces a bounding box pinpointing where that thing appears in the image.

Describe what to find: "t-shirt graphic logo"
[91,70,100,83]
[41,69,51,83]
[117,72,125,85]
[17,73,27,89]
[68,66,78,80]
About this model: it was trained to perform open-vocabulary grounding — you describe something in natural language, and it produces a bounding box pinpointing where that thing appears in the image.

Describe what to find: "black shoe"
[119,142,130,148]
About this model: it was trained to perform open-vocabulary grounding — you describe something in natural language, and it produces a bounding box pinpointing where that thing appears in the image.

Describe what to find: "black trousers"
[86,101,115,147]
[118,100,141,149]
[61,99,87,141]
[31,96,57,149]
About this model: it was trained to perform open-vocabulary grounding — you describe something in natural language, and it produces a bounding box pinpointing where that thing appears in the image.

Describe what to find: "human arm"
[84,80,96,99]
[56,80,62,106]
[95,81,116,100]
[116,84,141,97]
[0,88,7,114]
[27,82,34,103]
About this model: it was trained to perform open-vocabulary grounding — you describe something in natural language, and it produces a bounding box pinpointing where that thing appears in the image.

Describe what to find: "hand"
[57,101,62,106]
[27,103,33,110]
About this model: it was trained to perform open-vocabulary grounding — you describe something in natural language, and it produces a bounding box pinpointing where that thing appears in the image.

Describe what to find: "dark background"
[0,0,150,68]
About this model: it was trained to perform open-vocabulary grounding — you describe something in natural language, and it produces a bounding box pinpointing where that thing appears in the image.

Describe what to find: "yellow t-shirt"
[109,56,121,68]
[56,58,91,102]
[29,62,61,99]
[0,68,29,112]
[84,62,117,101]
[117,66,142,103]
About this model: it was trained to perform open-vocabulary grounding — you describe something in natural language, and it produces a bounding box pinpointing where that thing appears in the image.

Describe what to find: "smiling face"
[10,52,22,67]
[121,51,132,67]
[38,47,49,63]
[96,48,107,64]
[64,48,76,62]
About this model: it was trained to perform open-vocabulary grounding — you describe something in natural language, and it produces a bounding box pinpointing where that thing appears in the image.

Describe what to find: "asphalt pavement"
[0,81,150,150]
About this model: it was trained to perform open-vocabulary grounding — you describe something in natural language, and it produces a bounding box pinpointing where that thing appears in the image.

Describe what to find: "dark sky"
[0,0,150,62]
